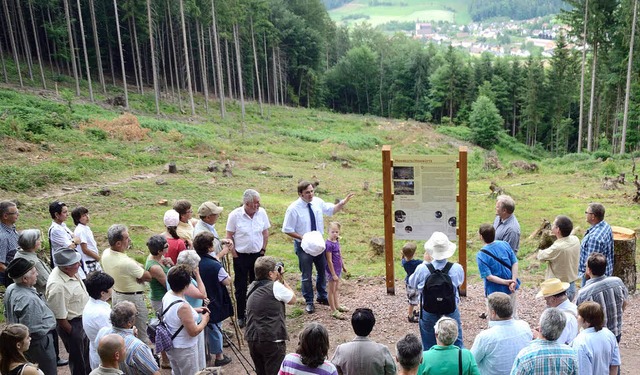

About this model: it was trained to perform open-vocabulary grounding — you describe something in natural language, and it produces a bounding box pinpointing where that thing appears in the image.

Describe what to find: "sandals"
[337,306,350,313]
[332,310,347,320]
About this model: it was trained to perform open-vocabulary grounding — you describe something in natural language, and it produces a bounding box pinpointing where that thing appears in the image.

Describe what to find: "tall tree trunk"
[41,9,55,74]
[578,0,589,152]
[197,22,209,114]
[179,0,195,115]
[250,17,263,116]
[28,0,46,88]
[0,31,7,83]
[131,13,144,94]
[210,0,225,117]
[113,0,129,108]
[587,42,598,152]
[105,11,116,86]
[621,0,638,154]
[272,46,278,105]
[3,0,23,86]
[128,17,141,93]
[16,0,34,81]
[263,32,271,108]
[147,0,160,114]
[233,23,245,120]
[225,38,233,98]
[168,5,183,111]
[62,0,80,95]
[207,27,218,99]
[76,0,94,101]
[88,0,106,93]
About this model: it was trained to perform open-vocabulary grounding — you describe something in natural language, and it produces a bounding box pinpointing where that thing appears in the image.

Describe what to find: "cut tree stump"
[612,226,637,294]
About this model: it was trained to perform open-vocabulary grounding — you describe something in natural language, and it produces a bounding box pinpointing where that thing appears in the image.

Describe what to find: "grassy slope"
[1,82,638,293]
[329,0,472,27]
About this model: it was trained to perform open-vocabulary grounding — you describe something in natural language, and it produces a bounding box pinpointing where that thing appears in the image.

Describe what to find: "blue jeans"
[419,308,464,350]
[206,322,223,355]
[567,281,576,302]
[295,241,327,304]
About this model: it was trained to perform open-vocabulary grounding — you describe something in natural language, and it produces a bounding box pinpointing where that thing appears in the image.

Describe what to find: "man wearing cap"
[282,181,354,314]
[101,224,152,344]
[0,200,20,286]
[46,247,92,375]
[579,203,614,283]
[194,201,233,256]
[536,278,577,345]
[4,257,58,375]
[576,252,628,342]
[226,189,271,326]
[408,232,465,350]
[493,195,520,254]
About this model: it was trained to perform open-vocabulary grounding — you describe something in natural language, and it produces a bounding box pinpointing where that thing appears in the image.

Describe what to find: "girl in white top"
[163,264,210,375]
[0,324,45,375]
[72,207,102,275]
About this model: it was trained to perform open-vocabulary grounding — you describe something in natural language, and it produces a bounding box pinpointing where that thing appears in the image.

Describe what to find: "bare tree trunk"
[113,0,129,108]
[207,27,217,99]
[62,0,80,94]
[587,42,598,152]
[88,0,106,93]
[41,9,55,74]
[168,5,183,111]
[105,12,116,86]
[578,0,589,152]
[128,17,141,94]
[210,0,225,117]
[197,22,209,114]
[621,0,638,154]
[131,13,144,94]
[0,28,7,83]
[179,0,195,115]
[263,32,271,109]
[28,0,46,88]
[225,38,233,99]
[76,0,94,101]
[147,0,160,114]
[16,0,34,81]
[187,22,198,93]
[3,0,23,86]
[250,17,263,116]
[233,23,245,120]
[272,46,278,105]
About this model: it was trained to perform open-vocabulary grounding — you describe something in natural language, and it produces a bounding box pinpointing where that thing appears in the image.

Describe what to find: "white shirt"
[162,292,199,348]
[226,207,271,253]
[281,197,335,240]
[273,280,294,304]
[571,327,620,375]
[83,298,112,370]
[556,299,578,345]
[49,221,86,278]
[471,319,532,375]
[75,224,102,271]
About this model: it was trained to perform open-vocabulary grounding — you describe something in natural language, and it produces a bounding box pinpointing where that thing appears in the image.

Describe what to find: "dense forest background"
[0,0,638,154]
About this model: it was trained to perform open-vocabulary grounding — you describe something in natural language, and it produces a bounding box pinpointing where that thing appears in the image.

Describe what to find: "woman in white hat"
[407,232,465,350]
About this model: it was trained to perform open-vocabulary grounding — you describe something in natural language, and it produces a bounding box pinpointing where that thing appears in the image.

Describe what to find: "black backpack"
[422,262,456,314]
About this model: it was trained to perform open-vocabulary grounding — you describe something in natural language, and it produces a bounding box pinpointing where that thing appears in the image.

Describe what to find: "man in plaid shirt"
[510,308,578,375]
[578,203,613,284]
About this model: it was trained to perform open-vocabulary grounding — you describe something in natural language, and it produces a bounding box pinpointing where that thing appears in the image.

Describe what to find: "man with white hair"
[226,189,271,327]
[101,224,152,344]
[408,232,465,350]
[418,317,479,374]
[536,278,578,345]
[511,308,578,374]
[493,195,521,254]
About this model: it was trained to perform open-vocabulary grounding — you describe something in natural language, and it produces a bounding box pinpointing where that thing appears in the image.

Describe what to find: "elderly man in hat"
[4,257,58,375]
[226,189,271,327]
[536,278,577,345]
[46,247,91,375]
[408,232,465,350]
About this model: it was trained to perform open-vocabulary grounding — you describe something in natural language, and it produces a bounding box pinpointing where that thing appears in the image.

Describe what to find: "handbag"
[150,299,185,352]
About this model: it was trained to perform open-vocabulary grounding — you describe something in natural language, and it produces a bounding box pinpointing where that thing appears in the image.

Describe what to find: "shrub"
[79,113,149,141]
[592,150,611,160]
[469,96,503,149]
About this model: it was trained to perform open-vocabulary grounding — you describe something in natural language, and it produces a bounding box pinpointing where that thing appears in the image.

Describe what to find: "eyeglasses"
[6,211,18,215]
[585,211,593,215]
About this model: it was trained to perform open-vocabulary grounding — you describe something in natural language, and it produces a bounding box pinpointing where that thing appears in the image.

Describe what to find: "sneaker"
[214,355,232,366]
[57,359,69,367]
[332,310,346,320]
[237,318,246,328]
[337,306,349,313]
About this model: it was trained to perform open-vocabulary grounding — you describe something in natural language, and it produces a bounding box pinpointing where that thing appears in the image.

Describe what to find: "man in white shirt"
[536,278,578,345]
[83,271,115,370]
[226,189,270,327]
[471,292,532,375]
[48,201,83,276]
[282,181,353,313]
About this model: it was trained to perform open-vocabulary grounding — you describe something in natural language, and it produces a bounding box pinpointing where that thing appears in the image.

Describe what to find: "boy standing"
[402,242,422,323]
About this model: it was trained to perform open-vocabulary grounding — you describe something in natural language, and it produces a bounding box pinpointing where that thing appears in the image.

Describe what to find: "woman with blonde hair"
[0,324,44,375]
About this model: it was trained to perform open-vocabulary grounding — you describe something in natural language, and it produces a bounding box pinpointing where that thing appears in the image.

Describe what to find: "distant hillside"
[469,0,567,22]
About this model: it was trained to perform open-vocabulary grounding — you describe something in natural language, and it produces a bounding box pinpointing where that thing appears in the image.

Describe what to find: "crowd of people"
[0,189,631,375]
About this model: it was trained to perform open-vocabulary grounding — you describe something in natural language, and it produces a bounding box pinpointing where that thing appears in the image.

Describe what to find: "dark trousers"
[25,331,57,375]
[233,252,261,319]
[57,318,90,375]
[248,340,286,375]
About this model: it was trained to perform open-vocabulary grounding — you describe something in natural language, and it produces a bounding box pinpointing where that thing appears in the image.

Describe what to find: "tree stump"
[370,237,385,256]
[168,162,177,173]
[611,226,637,294]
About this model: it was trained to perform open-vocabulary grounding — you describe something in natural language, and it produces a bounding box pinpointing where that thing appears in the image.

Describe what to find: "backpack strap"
[442,262,453,274]
[458,348,462,375]
[161,299,186,340]
[480,249,512,271]
[426,263,436,274]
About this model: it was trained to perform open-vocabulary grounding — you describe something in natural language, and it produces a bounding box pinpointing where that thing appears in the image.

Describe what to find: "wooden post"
[382,145,395,295]
[611,226,637,294]
[457,147,468,296]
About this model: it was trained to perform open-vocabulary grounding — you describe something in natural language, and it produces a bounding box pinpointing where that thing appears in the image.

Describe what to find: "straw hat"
[536,278,570,298]
[424,232,456,261]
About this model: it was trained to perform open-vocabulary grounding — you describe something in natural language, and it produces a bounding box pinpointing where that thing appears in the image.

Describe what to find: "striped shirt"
[279,353,338,375]
[95,327,159,375]
[576,275,628,337]
[578,220,614,276]
[510,339,577,375]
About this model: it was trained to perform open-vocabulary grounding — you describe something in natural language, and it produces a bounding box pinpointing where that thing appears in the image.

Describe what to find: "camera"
[275,261,285,274]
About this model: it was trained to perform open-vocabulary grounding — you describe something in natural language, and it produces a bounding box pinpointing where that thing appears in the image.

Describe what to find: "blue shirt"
[510,339,578,375]
[471,319,532,375]
[493,214,520,253]
[407,259,464,304]
[579,220,614,276]
[571,327,620,375]
[477,241,519,296]
[402,258,422,282]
